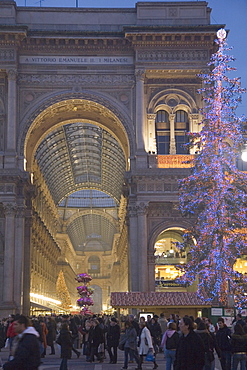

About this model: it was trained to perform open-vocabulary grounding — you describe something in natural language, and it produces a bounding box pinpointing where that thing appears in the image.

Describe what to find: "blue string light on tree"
[176,29,247,309]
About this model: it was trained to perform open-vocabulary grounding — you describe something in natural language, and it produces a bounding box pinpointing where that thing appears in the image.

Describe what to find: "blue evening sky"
[14,0,247,116]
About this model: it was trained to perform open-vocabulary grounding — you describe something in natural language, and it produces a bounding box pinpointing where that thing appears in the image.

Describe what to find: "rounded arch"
[148,219,193,254]
[65,208,118,229]
[18,91,134,171]
[90,284,102,313]
[148,88,198,114]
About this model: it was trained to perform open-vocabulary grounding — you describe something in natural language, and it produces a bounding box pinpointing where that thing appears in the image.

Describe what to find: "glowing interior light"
[30,293,61,305]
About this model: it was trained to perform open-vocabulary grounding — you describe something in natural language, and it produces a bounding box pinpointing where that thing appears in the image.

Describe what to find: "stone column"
[135,69,146,151]
[189,114,200,154]
[5,69,17,168]
[127,203,139,291]
[22,215,32,315]
[14,206,25,313]
[6,69,17,151]
[3,203,17,308]
[137,202,148,292]
[147,114,157,154]
[169,114,176,154]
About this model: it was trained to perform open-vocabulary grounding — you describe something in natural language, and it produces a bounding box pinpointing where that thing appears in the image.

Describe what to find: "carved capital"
[137,202,148,215]
[127,204,138,218]
[3,203,17,216]
[135,69,145,82]
[16,206,26,218]
[147,114,156,121]
[7,69,17,81]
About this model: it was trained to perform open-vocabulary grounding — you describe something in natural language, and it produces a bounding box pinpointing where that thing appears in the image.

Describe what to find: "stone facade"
[0,0,222,316]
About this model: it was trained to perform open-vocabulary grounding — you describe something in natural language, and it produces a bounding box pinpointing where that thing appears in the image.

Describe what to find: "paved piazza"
[0,347,222,370]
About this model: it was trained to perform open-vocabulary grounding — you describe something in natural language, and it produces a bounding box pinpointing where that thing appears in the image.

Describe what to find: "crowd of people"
[0,311,247,369]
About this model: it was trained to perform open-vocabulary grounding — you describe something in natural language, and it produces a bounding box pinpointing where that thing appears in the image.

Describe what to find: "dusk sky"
[13,0,247,116]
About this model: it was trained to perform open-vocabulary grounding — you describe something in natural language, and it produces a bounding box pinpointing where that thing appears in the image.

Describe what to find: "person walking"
[120,320,141,370]
[138,321,158,370]
[216,317,232,370]
[106,317,120,364]
[231,323,247,370]
[88,319,104,363]
[56,322,73,370]
[3,315,40,370]
[149,316,162,355]
[46,317,57,355]
[161,321,179,370]
[174,316,205,370]
[69,317,81,358]
[195,321,215,370]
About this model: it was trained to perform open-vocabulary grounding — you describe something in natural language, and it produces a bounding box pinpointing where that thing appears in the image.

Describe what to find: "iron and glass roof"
[35,122,125,205]
[35,121,126,252]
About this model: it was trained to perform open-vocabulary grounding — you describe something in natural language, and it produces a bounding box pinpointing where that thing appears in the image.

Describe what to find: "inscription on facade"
[20,56,134,65]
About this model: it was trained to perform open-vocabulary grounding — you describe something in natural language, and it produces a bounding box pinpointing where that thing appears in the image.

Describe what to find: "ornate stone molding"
[0,49,15,62]
[137,49,208,62]
[18,74,135,86]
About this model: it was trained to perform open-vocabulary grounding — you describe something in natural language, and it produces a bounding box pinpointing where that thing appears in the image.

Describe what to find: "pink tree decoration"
[75,273,94,315]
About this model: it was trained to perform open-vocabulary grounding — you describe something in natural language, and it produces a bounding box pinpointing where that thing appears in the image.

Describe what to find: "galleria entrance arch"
[0,0,221,316]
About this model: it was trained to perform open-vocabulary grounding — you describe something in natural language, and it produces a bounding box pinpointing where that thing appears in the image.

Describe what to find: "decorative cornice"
[137,49,209,63]
[21,36,132,52]
[17,73,135,86]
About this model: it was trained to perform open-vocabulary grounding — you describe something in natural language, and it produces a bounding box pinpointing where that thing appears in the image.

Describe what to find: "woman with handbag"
[138,321,158,370]
[121,320,141,370]
[161,321,179,370]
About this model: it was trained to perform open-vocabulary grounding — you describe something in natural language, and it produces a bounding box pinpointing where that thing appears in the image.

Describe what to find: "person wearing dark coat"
[174,316,205,370]
[69,317,80,358]
[149,317,162,354]
[56,323,73,370]
[106,317,121,364]
[231,323,247,370]
[46,317,57,355]
[195,321,215,370]
[120,320,141,370]
[3,315,41,370]
[88,319,104,363]
[215,317,232,370]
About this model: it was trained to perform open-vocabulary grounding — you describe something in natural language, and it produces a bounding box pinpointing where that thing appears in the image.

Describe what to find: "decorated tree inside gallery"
[75,273,94,315]
[56,270,72,310]
[178,29,247,308]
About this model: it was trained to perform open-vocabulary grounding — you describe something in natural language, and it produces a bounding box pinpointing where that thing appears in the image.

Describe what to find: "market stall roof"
[111,292,211,308]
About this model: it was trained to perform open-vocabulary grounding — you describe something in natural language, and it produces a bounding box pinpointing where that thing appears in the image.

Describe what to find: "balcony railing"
[155,255,187,265]
[87,271,111,279]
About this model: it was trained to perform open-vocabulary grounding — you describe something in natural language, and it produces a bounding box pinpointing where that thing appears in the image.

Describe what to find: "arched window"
[155,110,169,154]
[88,255,100,273]
[175,110,189,154]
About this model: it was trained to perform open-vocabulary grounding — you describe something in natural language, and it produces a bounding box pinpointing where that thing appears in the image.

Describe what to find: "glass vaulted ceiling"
[35,122,126,252]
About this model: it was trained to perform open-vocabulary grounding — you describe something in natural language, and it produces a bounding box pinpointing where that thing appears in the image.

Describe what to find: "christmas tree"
[178,29,247,308]
[56,270,72,309]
